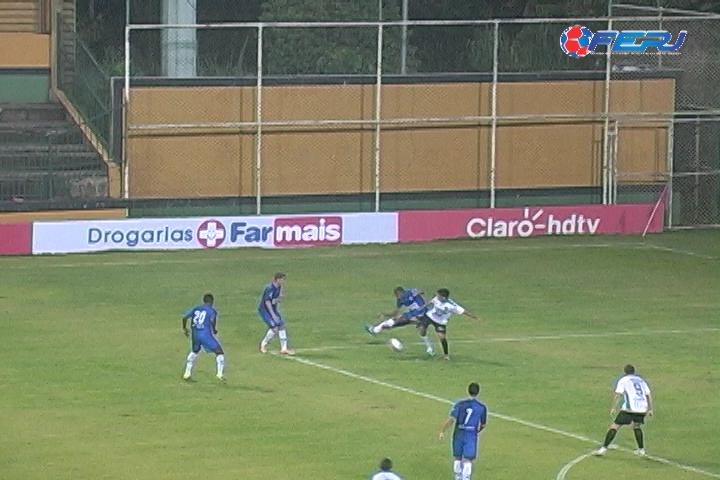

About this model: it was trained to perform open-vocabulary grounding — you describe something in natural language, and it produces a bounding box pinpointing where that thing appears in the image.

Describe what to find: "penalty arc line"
[556,453,592,480]
[274,353,720,479]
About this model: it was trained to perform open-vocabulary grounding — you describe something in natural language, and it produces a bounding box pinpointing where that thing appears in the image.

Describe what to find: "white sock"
[261,329,276,345]
[453,460,462,480]
[421,335,434,351]
[184,352,197,376]
[372,319,394,334]
[216,354,225,377]
[462,461,472,480]
[279,329,288,350]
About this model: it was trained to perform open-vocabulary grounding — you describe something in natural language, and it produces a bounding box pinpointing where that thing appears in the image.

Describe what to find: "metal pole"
[666,118,675,228]
[489,21,499,209]
[657,0,663,69]
[400,0,408,74]
[255,25,264,215]
[123,25,131,198]
[612,120,619,203]
[373,24,384,212]
[694,119,700,224]
[602,18,613,204]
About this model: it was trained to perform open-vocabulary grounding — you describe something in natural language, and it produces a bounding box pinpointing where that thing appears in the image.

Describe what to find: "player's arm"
[181,312,191,337]
[609,392,622,416]
[455,304,480,320]
[212,313,218,335]
[438,415,456,440]
[262,288,280,321]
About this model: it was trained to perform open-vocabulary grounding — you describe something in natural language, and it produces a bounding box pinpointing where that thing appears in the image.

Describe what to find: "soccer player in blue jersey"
[258,272,294,354]
[181,293,225,381]
[365,286,428,336]
[439,382,488,480]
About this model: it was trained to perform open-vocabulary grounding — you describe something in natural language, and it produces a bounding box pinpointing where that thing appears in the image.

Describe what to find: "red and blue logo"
[560,25,594,57]
[561,25,687,57]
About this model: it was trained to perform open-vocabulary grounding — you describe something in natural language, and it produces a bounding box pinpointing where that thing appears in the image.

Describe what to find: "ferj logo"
[560,25,687,57]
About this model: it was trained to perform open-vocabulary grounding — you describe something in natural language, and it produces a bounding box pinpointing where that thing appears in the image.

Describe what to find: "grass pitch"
[1,232,719,480]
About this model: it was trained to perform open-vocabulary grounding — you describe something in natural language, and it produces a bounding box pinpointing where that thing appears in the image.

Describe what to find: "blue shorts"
[258,309,285,329]
[452,431,479,460]
[192,330,222,353]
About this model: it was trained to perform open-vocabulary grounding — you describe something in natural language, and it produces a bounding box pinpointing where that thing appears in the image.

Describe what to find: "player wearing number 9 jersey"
[439,382,488,480]
[593,364,653,457]
[181,293,225,382]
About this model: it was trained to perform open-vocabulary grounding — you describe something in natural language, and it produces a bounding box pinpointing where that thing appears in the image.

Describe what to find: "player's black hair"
[468,382,480,396]
[624,364,635,375]
[437,288,450,298]
[379,458,393,471]
[203,293,214,304]
[274,272,287,280]
[393,286,405,294]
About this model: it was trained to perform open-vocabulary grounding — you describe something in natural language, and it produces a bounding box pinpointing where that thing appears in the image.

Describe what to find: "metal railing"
[120,13,720,226]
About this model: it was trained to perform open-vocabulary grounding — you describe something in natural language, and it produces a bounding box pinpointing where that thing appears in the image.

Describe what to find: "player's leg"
[259,311,278,353]
[451,433,465,480]
[460,435,478,480]
[631,416,647,455]
[593,414,628,455]
[205,337,225,381]
[368,313,413,335]
[183,334,202,379]
[452,457,462,480]
[417,315,435,356]
[435,324,449,360]
[275,315,294,354]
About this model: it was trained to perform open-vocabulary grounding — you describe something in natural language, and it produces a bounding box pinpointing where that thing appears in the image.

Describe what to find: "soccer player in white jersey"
[592,364,654,456]
[417,288,479,360]
[370,458,403,480]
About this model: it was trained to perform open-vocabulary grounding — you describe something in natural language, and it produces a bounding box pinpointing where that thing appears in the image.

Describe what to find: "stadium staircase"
[0,103,108,202]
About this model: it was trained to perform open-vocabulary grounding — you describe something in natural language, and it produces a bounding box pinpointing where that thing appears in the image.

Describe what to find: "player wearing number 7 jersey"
[439,382,488,480]
[181,293,225,382]
[592,364,653,456]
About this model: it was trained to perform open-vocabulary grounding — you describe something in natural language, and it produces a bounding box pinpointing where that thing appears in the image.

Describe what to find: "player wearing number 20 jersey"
[181,293,225,382]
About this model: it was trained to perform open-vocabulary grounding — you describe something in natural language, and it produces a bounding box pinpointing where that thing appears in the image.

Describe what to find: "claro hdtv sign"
[32,213,398,254]
[398,204,663,242]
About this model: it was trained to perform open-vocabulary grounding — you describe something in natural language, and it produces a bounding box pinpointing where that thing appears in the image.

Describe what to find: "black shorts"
[614,411,646,425]
[418,315,447,333]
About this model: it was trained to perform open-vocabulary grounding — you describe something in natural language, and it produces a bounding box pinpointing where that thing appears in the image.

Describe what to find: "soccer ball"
[389,338,404,352]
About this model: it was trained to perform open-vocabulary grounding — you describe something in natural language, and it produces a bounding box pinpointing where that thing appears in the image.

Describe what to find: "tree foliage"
[260,0,416,75]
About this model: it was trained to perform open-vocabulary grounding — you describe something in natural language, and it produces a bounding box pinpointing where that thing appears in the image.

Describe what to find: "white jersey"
[371,471,403,480]
[615,374,652,413]
[425,296,465,325]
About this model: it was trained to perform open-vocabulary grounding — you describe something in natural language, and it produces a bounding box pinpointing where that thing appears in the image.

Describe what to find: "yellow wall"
[0,33,49,67]
[0,209,127,223]
[126,79,674,198]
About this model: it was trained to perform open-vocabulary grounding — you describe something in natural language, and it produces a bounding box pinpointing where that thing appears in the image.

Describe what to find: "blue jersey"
[258,282,282,314]
[397,288,427,314]
[451,398,488,434]
[450,397,487,460]
[183,304,218,333]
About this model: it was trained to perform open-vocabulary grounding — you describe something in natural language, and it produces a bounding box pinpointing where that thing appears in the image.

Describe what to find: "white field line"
[644,243,719,260]
[0,241,650,269]
[294,328,720,354]
[274,353,720,479]
[556,453,592,480]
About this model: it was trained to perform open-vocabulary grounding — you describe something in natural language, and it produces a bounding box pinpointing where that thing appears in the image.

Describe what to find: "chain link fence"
[114,14,720,224]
